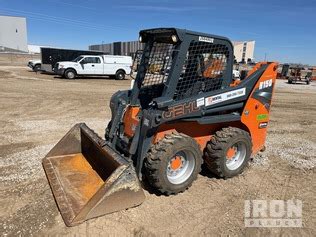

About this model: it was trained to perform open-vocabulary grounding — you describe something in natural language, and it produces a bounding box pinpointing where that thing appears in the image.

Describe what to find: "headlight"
[139,36,142,43]
[171,35,178,43]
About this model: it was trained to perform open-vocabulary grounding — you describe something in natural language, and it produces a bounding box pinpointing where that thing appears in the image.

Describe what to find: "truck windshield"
[72,56,84,62]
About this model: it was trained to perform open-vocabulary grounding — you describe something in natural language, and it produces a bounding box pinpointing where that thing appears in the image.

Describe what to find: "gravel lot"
[0,65,315,236]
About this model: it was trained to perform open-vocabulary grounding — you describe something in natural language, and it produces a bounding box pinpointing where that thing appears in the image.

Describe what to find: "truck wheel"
[204,127,252,178]
[64,69,76,79]
[144,132,202,195]
[33,64,41,72]
[288,79,292,84]
[115,70,125,80]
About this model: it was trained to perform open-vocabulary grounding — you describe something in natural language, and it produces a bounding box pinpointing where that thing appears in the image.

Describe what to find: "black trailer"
[41,48,103,72]
[280,64,290,78]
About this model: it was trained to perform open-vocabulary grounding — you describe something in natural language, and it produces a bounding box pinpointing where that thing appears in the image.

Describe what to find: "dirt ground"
[0,65,315,237]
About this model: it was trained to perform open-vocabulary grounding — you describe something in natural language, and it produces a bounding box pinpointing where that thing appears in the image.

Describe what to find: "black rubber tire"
[306,80,310,85]
[144,132,203,195]
[115,70,125,80]
[288,80,292,84]
[204,127,252,178]
[64,69,76,79]
[33,64,41,72]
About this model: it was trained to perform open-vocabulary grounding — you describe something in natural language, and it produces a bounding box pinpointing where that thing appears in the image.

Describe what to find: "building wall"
[28,45,41,54]
[233,41,255,62]
[244,41,255,62]
[233,42,243,62]
[0,15,28,52]
[89,40,254,61]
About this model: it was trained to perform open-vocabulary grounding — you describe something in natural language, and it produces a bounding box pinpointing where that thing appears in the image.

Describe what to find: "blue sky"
[0,0,315,64]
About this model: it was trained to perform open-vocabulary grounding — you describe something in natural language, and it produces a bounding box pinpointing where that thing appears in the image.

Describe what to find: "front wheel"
[144,132,203,195]
[115,70,125,80]
[64,69,76,79]
[33,64,41,72]
[204,127,252,178]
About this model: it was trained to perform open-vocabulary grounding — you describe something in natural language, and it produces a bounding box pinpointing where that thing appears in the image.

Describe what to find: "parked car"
[27,60,42,72]
[54,55,132,80]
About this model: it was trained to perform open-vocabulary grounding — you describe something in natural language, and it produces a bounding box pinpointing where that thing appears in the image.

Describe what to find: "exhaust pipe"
[42,123,145,226]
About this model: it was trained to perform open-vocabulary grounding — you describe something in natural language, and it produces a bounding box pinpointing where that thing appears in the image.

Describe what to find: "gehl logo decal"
[162,101,199,120]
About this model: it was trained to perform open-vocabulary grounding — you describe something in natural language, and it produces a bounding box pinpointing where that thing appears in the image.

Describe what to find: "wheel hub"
[166,151,195,185]
[68,72,74,78]
[170,156,183,170]
[226,147,237,160]
[225,142,247,171]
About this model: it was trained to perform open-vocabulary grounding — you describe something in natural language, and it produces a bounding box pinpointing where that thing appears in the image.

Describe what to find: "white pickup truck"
[54,55,132,80]
[27,60,42,72]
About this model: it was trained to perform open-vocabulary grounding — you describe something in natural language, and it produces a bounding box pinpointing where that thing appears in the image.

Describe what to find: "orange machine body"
[241,62,278,154]
[152,62,278,155]
[123,106,141,138]
[153,121,247,151]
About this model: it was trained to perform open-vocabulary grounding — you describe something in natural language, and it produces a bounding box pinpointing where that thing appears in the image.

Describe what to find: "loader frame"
[106,28,277,177]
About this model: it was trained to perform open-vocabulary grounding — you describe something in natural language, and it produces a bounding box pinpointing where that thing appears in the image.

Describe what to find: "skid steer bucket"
[42,123,145,226]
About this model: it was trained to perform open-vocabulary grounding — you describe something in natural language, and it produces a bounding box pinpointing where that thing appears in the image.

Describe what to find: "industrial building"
[89,41,144,58]
[89,39,255,62]
[0,15,28,52]
[233,41,255,63]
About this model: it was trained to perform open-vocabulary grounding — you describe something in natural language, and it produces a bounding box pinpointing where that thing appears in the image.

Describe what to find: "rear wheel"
[64,69,76,79]
[204,127,252,178]
[115,70,125,80]
[144,132,202,195]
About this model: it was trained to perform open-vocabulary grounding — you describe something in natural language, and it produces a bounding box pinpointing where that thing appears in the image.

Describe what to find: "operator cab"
[132,28,234,108]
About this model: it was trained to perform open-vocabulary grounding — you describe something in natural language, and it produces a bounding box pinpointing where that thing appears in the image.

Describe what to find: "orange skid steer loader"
[43,28,278,226]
